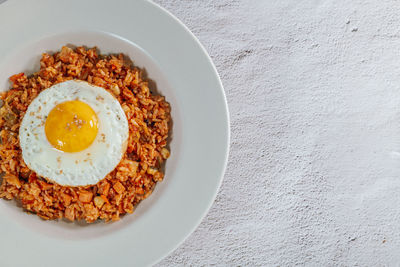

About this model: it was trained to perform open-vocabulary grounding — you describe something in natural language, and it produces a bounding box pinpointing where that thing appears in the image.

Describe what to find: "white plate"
[0,0,229,266]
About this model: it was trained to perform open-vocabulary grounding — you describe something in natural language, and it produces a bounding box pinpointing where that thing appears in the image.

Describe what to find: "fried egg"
[19,80,129,186]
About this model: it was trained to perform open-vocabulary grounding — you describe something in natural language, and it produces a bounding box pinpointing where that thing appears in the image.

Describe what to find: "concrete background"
[155,0,400,266]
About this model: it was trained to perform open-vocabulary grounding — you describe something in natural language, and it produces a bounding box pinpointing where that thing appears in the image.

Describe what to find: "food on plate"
[0,46,171,222]
[20,80,129,186]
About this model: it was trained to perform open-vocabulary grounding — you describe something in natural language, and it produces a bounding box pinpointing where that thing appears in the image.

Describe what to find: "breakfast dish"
[0,46,171,223]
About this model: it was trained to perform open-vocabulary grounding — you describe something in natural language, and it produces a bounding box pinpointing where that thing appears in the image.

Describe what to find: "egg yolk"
[45,100,99,153]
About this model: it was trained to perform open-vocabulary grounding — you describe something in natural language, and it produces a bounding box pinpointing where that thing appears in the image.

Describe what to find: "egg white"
[19,80,129,186]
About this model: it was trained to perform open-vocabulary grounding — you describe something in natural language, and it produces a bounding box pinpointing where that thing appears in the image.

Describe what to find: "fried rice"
[0,46,171,223]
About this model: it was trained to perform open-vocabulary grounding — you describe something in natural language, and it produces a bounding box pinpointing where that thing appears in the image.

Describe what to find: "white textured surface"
[155,0,400,266]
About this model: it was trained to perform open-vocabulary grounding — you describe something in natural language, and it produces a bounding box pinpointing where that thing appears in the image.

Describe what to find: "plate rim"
[146,1,231,262]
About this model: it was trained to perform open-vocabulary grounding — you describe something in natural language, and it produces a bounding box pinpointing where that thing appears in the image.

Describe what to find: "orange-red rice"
[0,46,171,223]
